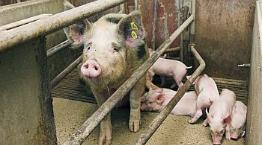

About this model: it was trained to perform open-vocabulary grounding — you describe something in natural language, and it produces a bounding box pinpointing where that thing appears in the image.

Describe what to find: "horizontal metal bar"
[0,14,52,32]
[50,56,82,89]
[47,40,71,57]
[62,14,194,145]
[135,44,205,145]
[0,0,126,53]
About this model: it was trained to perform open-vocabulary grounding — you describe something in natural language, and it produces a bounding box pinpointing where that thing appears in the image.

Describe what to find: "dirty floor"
[53,97,244,145]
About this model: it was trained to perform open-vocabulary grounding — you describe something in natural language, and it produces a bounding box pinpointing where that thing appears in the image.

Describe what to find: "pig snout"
[81,60,101,78]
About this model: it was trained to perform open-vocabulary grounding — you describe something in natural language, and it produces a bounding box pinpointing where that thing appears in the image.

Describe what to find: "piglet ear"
[63,1,91,48]
[154,88,163,94]
[206,109,212,123]
[156,94,165,104]
[223,115,231,124]
[141,92,148,103]
[117,11,146,48]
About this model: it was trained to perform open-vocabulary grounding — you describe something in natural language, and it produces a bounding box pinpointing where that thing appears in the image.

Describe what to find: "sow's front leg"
[129,76,146,132]
[92,90,112,145]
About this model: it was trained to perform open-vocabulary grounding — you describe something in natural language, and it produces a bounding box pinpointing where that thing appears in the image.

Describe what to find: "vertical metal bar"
[190,0,196,41]
[151,0,158,50]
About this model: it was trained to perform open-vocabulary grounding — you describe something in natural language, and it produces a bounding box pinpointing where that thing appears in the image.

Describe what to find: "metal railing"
[0,0,125,52]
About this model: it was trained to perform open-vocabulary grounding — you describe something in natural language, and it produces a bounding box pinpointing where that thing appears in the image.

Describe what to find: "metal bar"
[47,40,71,57]
[164,47,180,53]
[62,14,194,145]
[50,56,82,89]
[190,0,196,41]
[0,0,126,53]
[0,14,51,32]
[135,44,205,145]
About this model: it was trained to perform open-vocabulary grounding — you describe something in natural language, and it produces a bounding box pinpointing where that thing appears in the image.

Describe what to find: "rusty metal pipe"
[47,40,72,57]
[62,14,194,145]
[135,44,205,145]
[50,56,82,89]
[0,0,126,53]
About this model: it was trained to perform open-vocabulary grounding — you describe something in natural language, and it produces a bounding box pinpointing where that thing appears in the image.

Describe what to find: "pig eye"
[85,42,92,51]
[113,47,120,52]
[112,42,121,52]
[219,130,224,135]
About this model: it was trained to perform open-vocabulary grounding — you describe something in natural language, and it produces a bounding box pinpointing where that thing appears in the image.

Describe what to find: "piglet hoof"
[202,119,208,127]
[188,119,196,124]
[98,134,112,145]
[98,127,112,145]
[225,133,231,140]
[202,122,208,127]
[129,119,140,132]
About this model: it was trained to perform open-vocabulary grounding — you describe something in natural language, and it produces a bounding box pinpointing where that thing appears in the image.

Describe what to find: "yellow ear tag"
[131,31,138,39]
[130,22,138,30]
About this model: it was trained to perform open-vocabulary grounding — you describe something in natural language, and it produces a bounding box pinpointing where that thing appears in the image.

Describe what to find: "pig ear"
[101,13,127,24]
[63,1,91,47]
[117,11,146,48]
[223,115,231,124]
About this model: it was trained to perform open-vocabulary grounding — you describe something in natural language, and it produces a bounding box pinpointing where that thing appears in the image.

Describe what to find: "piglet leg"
[225,124,231,140]
[189,109,203,124]
[202,118,209,127]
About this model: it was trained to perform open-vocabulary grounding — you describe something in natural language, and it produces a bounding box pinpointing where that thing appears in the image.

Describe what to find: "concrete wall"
[0,37,56,145]
[246,2,262,145]
[195,0,255,80]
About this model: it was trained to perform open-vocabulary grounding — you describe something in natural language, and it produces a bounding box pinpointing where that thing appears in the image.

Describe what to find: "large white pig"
[206,89,236,145]
[141,88,197,117]
[64,2,148,144]
[189,74,220,124]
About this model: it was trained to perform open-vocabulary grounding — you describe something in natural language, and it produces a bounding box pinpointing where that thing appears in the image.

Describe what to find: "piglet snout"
[230,133,239,140]
[81,60,101,78]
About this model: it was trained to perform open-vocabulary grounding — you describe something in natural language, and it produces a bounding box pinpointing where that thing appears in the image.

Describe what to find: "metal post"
[62,14,194,145]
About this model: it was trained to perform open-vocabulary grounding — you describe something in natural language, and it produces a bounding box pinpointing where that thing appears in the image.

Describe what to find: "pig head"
[64,4,148,144]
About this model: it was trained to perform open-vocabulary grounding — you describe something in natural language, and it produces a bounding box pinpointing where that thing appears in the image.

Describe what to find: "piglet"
[228,101,247,140]
[189,74,220,124]
[141,88,197,117]
[206,89,236,145]
[147,48,191,89]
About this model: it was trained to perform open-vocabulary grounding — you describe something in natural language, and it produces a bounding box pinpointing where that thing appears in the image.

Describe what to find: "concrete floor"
[53,97,244,145]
